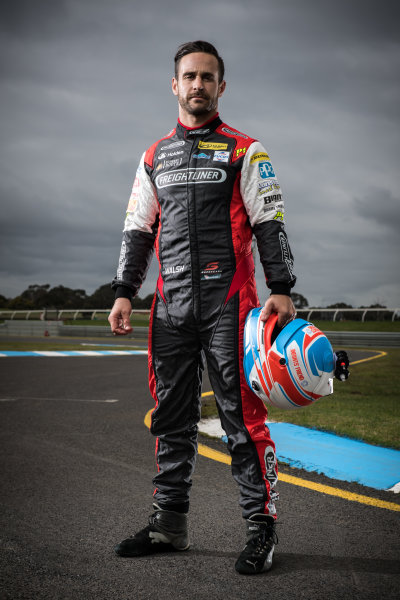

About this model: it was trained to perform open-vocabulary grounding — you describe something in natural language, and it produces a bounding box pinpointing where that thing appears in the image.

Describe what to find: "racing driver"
[109,40,296,575]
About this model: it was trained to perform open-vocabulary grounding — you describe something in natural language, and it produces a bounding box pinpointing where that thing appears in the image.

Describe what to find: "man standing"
[109,41,296,575]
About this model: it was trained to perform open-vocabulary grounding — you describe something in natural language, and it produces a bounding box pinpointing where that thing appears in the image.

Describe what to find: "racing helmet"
[243,308,335,409]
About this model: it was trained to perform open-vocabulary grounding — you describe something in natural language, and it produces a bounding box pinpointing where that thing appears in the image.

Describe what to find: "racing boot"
[114,503,190,557]
[235,513,278,575]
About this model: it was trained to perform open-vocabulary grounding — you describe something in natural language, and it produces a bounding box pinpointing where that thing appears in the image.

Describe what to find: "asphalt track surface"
[1,352,399,600]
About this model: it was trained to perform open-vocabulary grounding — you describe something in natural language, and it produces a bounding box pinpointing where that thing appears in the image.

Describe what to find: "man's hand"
[108,297,133,335]
[260,294,296,328]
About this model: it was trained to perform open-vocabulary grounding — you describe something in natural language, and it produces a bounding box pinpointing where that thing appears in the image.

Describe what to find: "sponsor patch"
[164,265,185,275]
[221,127,249,139]
[262,193,282,205]
[200,261,222,280]
[278,231,294,279]
[250,152,270,164]
[264,445,278,488]
[235,147,246,157]
[155,168,227,188]
[163,158,183,168]
[273,211,284,222]
[198,141,228,150]
[160,140,185,150]
[258,181,281,195]
[259,161,276,179]
[187,128,210,136]
[193,153,211,159]
[213,150,230,163]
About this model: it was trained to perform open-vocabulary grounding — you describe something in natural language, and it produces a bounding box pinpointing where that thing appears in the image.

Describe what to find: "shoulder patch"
[217,122,256,164]
[144,129,177,168]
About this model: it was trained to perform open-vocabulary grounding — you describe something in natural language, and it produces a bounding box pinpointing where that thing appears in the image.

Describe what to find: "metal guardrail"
[296,308,400,322]
[1,320,399,346]
[0,307,399,321]
[322,330,400,347]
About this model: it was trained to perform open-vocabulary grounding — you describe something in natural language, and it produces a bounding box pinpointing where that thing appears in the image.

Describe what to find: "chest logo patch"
[198,141,228,150]
[155,168,227,188]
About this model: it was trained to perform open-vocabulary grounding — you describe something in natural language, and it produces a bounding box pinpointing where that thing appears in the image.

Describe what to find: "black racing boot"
[235,514,278,575]
[114,504,190,557]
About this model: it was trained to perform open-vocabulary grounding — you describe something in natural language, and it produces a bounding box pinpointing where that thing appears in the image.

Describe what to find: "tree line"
[0,284,386,312]
[0,284,152,310]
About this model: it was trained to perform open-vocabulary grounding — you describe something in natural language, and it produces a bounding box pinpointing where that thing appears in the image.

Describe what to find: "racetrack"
[1,355,399,599]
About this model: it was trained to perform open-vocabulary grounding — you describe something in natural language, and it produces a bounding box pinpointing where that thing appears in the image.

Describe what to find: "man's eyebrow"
[182,70,215,77]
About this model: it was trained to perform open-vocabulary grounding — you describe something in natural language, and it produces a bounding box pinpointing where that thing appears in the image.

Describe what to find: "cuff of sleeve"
[269,282,292,296]
[114,286,133,302]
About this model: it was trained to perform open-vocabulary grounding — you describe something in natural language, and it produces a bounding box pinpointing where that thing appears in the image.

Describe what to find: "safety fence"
[0,307,399,322]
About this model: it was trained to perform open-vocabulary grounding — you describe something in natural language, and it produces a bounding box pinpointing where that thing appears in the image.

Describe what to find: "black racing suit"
[112,114,296,518]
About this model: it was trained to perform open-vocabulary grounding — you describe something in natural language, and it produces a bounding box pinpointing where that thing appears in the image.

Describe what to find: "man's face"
[172,52,226,118]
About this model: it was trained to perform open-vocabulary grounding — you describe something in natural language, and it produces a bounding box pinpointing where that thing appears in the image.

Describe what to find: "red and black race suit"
[112,115,295,518]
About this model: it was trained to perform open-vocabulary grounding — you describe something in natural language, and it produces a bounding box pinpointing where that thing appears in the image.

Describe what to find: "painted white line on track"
[0,397,119,403]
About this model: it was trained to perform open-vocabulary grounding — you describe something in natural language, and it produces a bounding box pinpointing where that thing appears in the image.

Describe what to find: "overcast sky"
[1,0,399,307]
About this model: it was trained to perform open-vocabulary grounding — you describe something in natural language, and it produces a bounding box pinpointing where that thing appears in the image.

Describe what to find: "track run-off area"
[1,347,399,599]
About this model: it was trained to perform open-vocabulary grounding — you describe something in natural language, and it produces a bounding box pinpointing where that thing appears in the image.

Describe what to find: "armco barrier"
[322,330,400,347]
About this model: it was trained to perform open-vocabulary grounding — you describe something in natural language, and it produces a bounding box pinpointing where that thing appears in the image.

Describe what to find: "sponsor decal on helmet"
[221,127,249,139]
[250,152,270,164]
[290,347,305,380]
[160,140,185,150]
[155,168,227,188]
[259,161,276,179]
[213,150,230,163]
[198,141,228,150]
[200,261,222,280]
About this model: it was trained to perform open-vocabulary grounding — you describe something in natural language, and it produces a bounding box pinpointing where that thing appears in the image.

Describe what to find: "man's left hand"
[260,294,296,328]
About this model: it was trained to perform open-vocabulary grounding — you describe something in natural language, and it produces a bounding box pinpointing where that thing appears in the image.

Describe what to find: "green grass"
[201,348,400,450]
[266,348,400,450]
[62,318,400,332]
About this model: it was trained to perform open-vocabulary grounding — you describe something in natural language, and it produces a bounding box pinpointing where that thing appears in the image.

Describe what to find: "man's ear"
[171,77,178,97]
[218,79,226,98]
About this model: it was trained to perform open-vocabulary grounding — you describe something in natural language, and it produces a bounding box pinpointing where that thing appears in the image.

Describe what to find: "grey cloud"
[0,0,399,307]
[353,189,400,234]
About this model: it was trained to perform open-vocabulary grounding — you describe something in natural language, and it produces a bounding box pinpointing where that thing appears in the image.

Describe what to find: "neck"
[177,109,219,129]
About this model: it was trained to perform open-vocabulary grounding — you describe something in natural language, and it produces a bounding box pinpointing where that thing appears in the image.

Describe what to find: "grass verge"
[266,348,400,450]
[62,318,400,332]
[201,348,400,450]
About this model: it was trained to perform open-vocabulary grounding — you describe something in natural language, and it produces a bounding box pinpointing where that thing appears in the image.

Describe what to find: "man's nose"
[192,76,204,89]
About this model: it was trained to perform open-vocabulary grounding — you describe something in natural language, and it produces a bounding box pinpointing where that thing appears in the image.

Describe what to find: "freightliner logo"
[155,168,227,188]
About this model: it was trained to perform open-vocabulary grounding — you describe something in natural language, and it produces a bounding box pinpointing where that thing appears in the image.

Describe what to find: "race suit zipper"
[186,136,201,322]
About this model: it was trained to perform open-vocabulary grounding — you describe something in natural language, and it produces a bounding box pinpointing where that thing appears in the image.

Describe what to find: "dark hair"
[174,40,225,82]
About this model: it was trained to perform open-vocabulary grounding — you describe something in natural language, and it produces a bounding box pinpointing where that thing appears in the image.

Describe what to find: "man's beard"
[178,92,217,116]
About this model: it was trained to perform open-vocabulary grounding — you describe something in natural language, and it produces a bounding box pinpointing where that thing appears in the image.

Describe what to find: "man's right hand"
[108,297,133,335]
